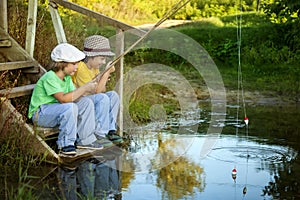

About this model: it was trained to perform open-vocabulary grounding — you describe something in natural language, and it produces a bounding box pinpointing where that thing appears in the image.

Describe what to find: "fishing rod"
[93,0,192,82]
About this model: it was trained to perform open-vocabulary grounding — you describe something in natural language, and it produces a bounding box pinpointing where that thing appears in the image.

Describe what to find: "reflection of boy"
[59,155,121,199]
[72,35,122,143]
[28,43,104,155]
[77,158,120,199]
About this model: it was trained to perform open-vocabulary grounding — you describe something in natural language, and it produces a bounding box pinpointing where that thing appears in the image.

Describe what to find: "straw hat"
[51,43,85,62]
[83,35,115,57]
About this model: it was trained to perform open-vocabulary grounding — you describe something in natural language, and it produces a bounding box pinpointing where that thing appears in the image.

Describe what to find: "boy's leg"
[105,91,120,131]
[87,93,110,136]
[34,103,77,149]
[75,97,97,145]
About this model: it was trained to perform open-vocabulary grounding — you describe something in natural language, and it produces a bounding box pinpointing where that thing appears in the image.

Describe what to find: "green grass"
[171,13,300,98]
[120,12,300,123]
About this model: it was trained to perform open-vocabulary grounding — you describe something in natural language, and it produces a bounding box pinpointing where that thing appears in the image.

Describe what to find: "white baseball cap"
[51,43,86,62]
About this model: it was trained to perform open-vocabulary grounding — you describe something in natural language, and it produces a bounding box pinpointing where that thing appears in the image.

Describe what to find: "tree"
[263,0,300,23]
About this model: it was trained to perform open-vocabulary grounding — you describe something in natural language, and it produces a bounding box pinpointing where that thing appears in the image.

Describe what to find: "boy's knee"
[101,94,110,104]
[108,91,120,102]
[64,103,78,116]
[80,97,94,107]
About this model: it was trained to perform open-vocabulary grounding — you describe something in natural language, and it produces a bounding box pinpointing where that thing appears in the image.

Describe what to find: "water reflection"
[53,104,300,199]
[58,148,122,199]
[56,133,298,199]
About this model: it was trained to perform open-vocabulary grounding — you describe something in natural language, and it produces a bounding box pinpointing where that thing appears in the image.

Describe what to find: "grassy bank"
[173,13,300,99]
[122,13,300,122]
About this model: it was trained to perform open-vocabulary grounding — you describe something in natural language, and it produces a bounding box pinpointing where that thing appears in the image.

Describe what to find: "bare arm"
[95,64,115,93]
[53,81,97,103]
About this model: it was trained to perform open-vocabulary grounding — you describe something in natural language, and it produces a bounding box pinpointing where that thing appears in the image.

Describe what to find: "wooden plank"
[25,0,38,56]
[0,39,11,47]
[0,27,11,47]
[0,29,32,61]
[0,84,35,99]
[50,0,145,37]
[59,146,122,166]
[59,149,96,165]
[115,29,124,136]
[31,126,59,137]
[0,0,8,32]
[0,60,38,71]
[0,28,8,40]
[49,2,67,43]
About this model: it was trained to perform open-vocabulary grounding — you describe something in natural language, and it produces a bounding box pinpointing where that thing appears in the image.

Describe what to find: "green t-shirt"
[28,70,75,118]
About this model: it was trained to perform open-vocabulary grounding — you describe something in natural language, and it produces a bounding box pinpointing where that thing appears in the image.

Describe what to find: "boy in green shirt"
[28,43,104,155]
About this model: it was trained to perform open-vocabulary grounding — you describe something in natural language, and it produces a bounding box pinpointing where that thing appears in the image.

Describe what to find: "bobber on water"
[243,186,247,195]
[231,168,237,182]
[244,117,249,126]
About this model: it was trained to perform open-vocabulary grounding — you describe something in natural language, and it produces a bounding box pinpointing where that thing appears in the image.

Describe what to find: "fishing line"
[235,0,249,197]
[235,1,247,130]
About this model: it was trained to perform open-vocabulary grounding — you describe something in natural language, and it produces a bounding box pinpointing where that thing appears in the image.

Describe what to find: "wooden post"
[48,1,67,43]
[115,29,124,136]
[0,0,8,32]
[25,0,38,57]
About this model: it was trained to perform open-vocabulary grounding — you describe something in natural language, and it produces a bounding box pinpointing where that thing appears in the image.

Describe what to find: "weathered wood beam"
[0,39,11,47]
[0,29,32,61]
[0,84,35,99]
[25,0,38,56]
[31,126,59,137]
[0,61,38,71]
[50,0,145,37]
[49,1,67,43]
[0,27,11,47]
[0,0,8,32]
[115,29,124,136]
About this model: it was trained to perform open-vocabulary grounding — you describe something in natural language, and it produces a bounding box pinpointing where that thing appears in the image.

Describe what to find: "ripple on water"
[207,137,297,164]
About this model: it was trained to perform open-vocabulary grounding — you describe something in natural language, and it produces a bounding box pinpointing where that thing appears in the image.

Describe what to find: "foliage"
[263,0,300,23]
[46,0,276,24]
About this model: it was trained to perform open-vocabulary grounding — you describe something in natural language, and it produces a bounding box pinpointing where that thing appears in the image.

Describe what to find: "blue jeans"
[32,97,97,148]
[87,91,119,137]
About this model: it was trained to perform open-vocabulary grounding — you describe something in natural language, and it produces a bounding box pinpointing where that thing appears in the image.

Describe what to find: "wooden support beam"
[0,84,35,99]
[0,28,11,47]
[49,1,67,43]
[0,39,11,47]
[31,126,59,137]
[50,0,145,37]
[0,29,32,61]
[0,0,8,32]
[25,0,38,57]
[115,29,124,136]
[0,60,38,71]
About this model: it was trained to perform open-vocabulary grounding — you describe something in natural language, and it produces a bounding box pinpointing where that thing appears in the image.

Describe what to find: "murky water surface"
[6,103,300,199]
[54,103,300,199]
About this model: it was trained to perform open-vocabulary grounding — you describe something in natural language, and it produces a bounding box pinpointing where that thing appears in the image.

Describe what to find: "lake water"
[36,102,299,199]
[5,103,300,199]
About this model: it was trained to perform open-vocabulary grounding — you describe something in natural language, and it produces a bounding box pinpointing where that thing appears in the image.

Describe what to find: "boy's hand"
[85,80,97,93]
[105,61,115,73]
